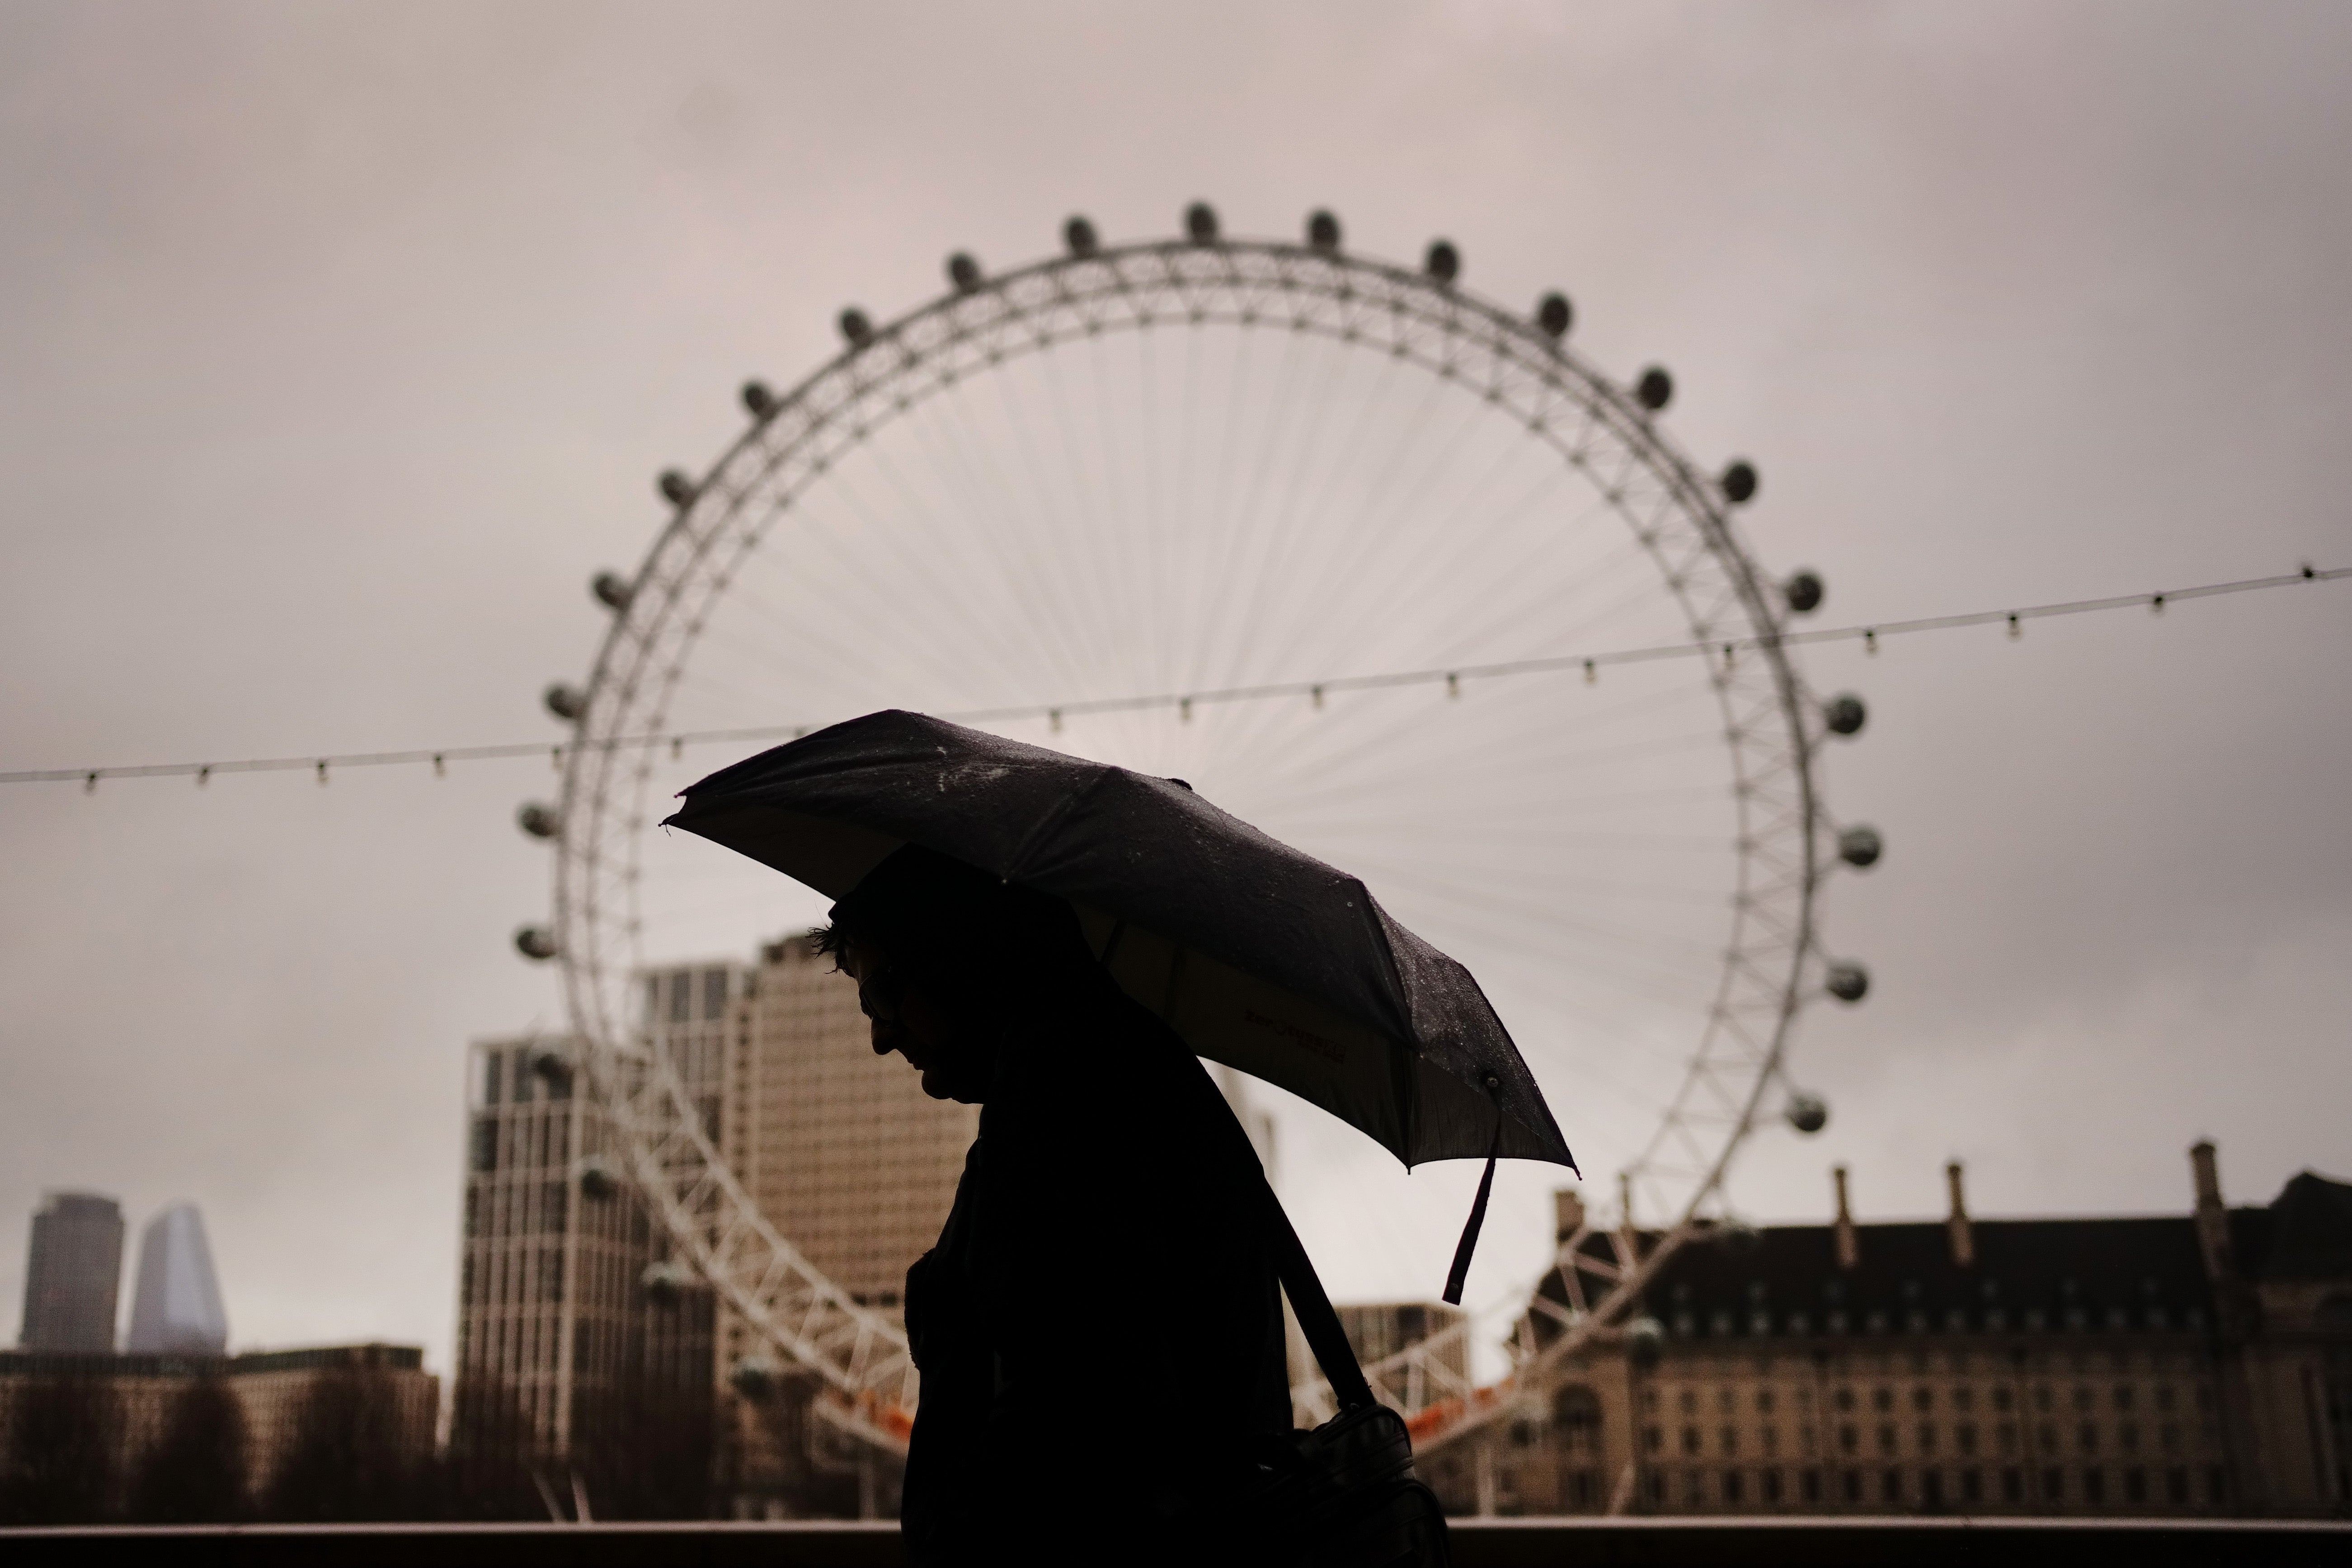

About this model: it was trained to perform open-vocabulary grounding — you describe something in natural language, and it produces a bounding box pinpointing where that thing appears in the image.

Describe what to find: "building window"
[2124,1468,2147,1504]
[1838,1423,1858,1455]
[1922,1470,1944,1508]
[2113,1385,2135,1413]
[703,966,729,1020]
[1992,1386,2013,1413]
[2073,1386,2094,1413]
[1802,1469,1822,1504]
[1643,1425,1663,1454]
[1682,1425,1701,1456]
[2206,1465,2227,1505]
[471,1116,499,1172]
[1645,1472,1665,1505]
[2119,1421,2140,1454]
[2078,1421,2098,1455]
[2154,1384,2176,1413]
[2084,1468,2106,1505]
[2165,1467,2188,1506]
[1722,1469,1744,1506]
[2034,1385,2054,1413]
[1761,1424,1778,1456]
[1918,1422,1937,1455]
[1877,1423,1898,1456]
[1912,1387,1934,1413]
[1960,1468,1982,1504]
[2001,1467,2023,1503]
[1880,1469,1902,1505]
[1642,1389,1660,1414]
[2159,1422,2180,1452]
[1679,1389,1698,1415]
[1720,1426,1737,1457]
[1873,1387,1894,1413]
[1841,1469,1862,1503]
[2042,1467,2065,1503]
[1683,1471,1703,1508]
[1835,1387,1855,1413]
[1762,1469,1783,1504]
[484,1050,503,1105]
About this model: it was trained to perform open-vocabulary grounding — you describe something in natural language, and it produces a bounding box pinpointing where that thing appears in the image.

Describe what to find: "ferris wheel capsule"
[641,1260,691,1303]
[1424,240,1460,284]
[516,802,561,840]
[575,1155,620,1201]
[514,926,559,962]
[1635,367,1674,412]
[1823,693,1867,736]
[946,252,983,292]
[542,684,585,722]
[1063,215,1099,257]
[591,571,633,612]
[1720,461,1759,504]
[1783,570,1825,615]
[838,309,875,350]
[1306,210,1341,251]
[1536,292,1572,339]
[741,381,778,419]
[1784,1092,1830,1134]
[1837,825,1882,868]
[657,469,696,507]
[729,1356,778,1399]
[1185,202,1220,243]
[1825,962,1870,1003]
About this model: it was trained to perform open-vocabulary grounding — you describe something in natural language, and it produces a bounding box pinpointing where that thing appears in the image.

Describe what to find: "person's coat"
[900,975,1293,1563]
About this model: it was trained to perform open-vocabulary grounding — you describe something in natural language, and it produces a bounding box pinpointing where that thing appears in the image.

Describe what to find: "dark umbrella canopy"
[663,710,1575,1174]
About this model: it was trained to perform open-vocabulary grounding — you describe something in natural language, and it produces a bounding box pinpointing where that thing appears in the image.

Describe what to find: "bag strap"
[1258,1175,1376,1413]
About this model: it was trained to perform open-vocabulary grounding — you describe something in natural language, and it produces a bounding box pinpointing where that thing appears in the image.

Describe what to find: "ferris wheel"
[517,204,1878,1456]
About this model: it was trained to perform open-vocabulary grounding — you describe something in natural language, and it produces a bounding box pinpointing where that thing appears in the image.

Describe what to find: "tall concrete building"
[125,1203,230,1355]
[19,1191,124,1353]
[1438,1142,2352,1520]
[723,932,977,1312]
[451,962,736,1476]
[716,932,978,1516]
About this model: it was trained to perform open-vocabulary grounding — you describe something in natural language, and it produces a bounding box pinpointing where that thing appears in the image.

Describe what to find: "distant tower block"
[19,1191,125,1352]
[126,1202,230,1355]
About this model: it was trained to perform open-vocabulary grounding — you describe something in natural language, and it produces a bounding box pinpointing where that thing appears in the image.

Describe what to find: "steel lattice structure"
[541,212,1864,1459]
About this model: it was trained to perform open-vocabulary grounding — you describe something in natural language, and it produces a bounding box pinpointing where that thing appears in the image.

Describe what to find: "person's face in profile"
[841,938,988,1103]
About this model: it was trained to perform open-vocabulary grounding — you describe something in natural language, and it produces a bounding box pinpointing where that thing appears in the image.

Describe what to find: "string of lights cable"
[6,562,2339,791]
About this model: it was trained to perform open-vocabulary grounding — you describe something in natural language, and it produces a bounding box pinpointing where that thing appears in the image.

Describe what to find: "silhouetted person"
[820,847,1290,1565]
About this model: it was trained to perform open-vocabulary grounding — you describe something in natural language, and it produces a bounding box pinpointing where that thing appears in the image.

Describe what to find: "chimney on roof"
[2190,1140,2234,1282]
[1832,1165,1858,1270]
[1946,1161,1976,1268]
[1555,1188,1586,1243]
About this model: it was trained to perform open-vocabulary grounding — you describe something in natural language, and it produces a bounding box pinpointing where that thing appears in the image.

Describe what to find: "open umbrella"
[664,710,1577,1299]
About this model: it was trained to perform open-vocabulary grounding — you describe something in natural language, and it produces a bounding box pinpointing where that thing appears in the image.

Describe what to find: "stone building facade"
[1465,1142,2352,1518]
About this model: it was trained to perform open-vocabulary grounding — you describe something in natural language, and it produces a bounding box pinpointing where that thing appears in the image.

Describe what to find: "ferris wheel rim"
[546,218,1841,1449]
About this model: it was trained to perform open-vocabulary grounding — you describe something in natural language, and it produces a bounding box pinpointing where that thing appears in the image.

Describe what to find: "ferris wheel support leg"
[1607,1458,1638,1516]
[1473,1434,1497,1517]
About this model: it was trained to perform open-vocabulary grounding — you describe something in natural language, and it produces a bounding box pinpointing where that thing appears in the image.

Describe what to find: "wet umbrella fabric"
[663,711,1577,1290]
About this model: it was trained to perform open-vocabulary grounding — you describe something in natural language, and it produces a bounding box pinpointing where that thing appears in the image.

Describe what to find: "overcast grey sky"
[2,1,2347,1375]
